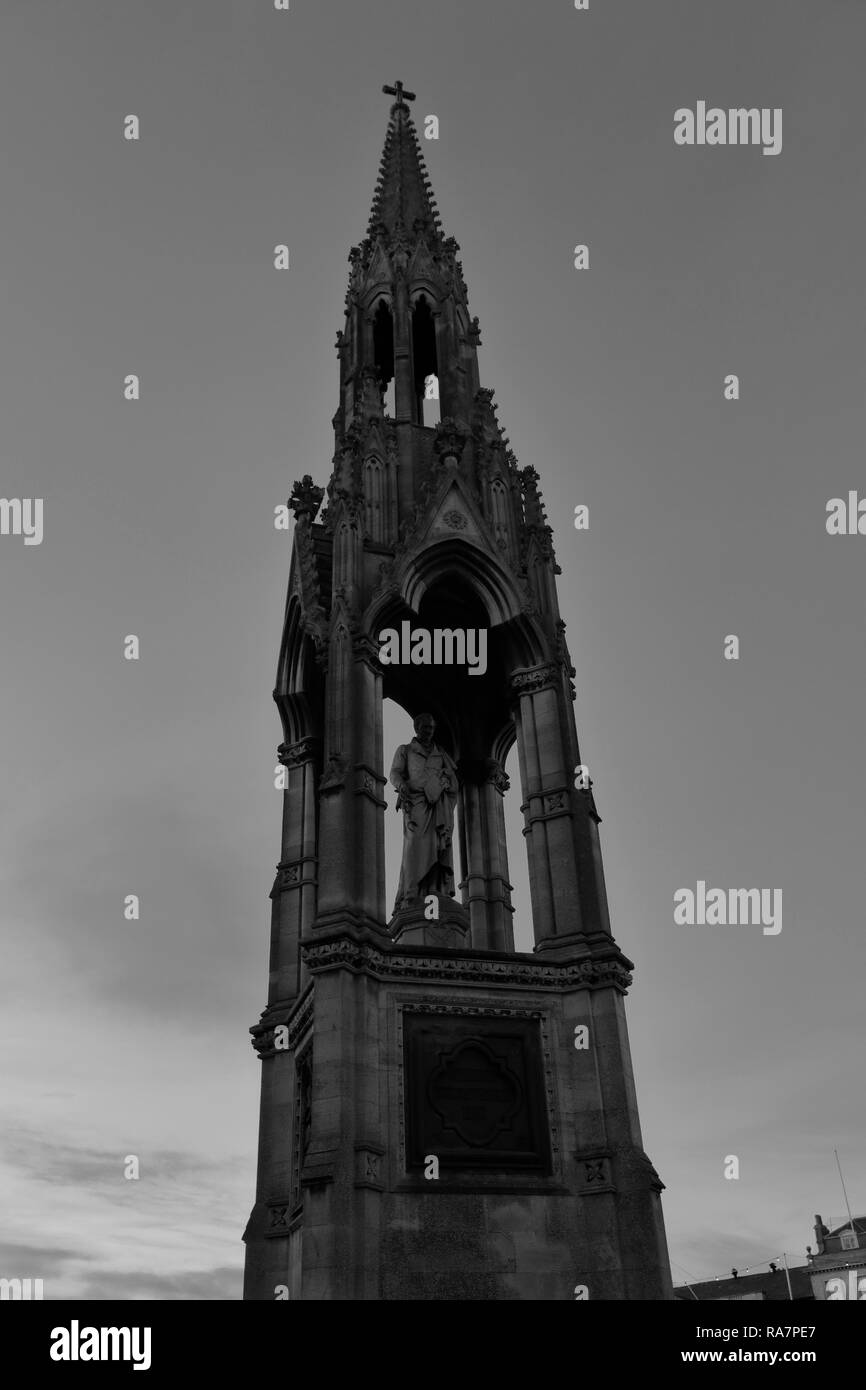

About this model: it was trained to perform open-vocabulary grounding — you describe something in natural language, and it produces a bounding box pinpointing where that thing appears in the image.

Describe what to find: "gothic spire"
[366,82,443,243]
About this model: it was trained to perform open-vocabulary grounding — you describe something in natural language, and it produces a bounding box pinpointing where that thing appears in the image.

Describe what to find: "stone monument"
[242,82,673,1301]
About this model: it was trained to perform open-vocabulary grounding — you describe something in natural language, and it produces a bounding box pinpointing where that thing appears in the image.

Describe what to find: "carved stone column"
[270,736,321,1003]
[459,757,514,952]
[512,661,616,953]
[392,277,413,426]
[315,630,386,931]
[511,663,586,950]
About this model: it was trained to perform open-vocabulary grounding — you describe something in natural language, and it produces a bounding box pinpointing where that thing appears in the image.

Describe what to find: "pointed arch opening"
[274,595,324,747]
[373,298,395,416]
[412,294,438,425]
[401,537,546,657]
[367,549,557,949]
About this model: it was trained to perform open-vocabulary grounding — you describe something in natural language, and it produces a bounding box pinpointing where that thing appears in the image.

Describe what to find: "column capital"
[351,631,383,668]
[277,737,322,768]
[509,663,560,698]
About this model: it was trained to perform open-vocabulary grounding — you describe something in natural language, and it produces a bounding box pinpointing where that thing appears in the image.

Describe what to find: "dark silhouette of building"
[673,1210,866,1301]
[242,83,672,1300]
[808,1213,866,1300]
[674,1267,813,1302]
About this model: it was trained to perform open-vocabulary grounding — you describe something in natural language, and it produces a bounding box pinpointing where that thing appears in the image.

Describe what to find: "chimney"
[813,1214,827,1254]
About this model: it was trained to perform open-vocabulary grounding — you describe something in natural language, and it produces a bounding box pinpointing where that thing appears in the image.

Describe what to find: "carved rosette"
[265,1203,293,1237]
[354,1144,386,1191]
[270,856,316,899]
[573,1148,615,1194]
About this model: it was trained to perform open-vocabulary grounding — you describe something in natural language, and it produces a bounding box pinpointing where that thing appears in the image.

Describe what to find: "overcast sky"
[1,0,864,1299]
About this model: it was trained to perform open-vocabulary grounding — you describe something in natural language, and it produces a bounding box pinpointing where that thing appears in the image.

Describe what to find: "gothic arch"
[491,717,517,769]
[274,595,322,745]
[400,538,547,658]
[364,542,551,677]
[411,294,438,423]
[364,286,393,313]
[409,285,439,309]
[370,296,394,392]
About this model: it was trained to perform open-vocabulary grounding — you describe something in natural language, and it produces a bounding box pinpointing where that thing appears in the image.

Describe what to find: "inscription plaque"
[403,1012,551,1172]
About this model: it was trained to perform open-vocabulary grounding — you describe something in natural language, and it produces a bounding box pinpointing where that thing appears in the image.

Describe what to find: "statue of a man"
[389,713,458,912]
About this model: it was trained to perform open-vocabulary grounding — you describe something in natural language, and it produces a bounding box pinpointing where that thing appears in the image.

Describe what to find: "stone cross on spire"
[382,80,416,107]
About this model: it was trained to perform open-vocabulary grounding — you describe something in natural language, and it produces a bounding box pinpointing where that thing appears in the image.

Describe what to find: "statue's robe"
[389,737,458,910]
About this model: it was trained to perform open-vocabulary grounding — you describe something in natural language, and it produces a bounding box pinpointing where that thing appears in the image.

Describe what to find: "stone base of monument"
[388,893,470,948]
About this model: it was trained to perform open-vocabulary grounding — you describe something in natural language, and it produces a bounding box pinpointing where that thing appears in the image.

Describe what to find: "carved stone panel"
[403,1012,551,1172]
[354,1144,386,1191]
[573,1147,616,1195]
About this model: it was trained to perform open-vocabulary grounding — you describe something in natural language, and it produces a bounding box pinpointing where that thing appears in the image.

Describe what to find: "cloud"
[4,783,264,1024]
[0,1240,91,1277]
[77,1265,241,1301]
[0,1126,249,1300]
[0,1132,233,1189]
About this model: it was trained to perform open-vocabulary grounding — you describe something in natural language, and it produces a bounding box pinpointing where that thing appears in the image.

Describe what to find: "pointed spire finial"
[365,82,443,244]
[382,80,416,108]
